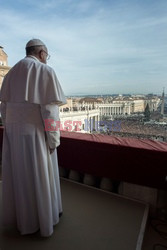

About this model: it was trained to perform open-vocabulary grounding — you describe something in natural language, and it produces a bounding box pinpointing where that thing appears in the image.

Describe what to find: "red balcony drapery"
[58,131,167,190]
[0,127,167,189]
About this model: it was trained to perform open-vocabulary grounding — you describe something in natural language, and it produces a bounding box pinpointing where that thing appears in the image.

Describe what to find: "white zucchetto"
[26,39,46,48]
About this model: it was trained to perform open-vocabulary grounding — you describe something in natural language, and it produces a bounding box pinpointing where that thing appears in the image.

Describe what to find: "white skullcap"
[25,39,46,48]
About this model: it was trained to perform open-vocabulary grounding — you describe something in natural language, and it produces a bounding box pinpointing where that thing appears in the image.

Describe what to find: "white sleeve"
[40,104,60,149]
[0,101,6,126]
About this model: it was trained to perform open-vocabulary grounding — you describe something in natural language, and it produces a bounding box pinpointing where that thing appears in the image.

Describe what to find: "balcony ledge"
[57,131,167,190]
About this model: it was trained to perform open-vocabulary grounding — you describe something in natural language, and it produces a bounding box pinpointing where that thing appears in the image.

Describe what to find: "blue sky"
[1,0,167,96]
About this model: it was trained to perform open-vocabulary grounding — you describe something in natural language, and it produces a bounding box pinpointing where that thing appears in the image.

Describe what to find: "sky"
[1,0,167,96]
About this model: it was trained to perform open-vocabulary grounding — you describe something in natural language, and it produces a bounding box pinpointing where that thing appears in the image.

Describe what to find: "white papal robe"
[0,56,66,237]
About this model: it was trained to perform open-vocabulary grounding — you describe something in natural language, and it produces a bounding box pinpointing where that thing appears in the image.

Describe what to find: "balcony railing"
[57,131,167,190]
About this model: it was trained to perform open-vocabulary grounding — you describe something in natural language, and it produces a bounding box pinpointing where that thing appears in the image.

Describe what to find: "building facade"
[0,46,11,88]
[59,108,100,133]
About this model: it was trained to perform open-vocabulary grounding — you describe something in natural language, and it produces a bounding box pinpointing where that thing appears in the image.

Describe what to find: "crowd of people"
[103,118,167,141]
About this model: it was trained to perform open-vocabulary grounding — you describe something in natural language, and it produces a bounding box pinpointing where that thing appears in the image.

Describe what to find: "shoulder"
[19,57,55,75]
[2,59,23,78]
[8,58,33,72]
[40,63,57,77]
[41,63,54,72]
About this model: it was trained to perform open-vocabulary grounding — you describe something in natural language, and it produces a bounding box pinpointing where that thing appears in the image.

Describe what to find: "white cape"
[0,56,67,105]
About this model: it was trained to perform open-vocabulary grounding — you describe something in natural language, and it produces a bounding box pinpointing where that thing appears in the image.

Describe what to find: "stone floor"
[0,178,149,250]
[0,172,167,250]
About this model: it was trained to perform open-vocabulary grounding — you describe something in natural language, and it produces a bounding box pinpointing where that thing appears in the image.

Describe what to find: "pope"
[0,39,66,237]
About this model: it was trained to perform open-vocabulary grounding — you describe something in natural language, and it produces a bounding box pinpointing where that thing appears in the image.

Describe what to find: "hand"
[49,147,55,154]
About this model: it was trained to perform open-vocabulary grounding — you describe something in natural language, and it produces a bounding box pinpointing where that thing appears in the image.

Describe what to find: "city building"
[0,46,11,88]
[59,106,100,133]
[61,96,160,120]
